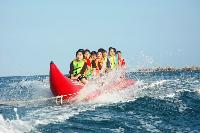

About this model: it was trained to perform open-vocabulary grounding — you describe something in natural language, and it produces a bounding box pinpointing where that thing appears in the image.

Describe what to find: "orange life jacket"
[85,58,92,67]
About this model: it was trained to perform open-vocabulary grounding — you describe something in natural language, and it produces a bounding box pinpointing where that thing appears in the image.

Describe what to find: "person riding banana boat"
[117,51,126,67]
[95,50,104,76]
[108,47,118,70]
[69,49,88,84]
[91,51,98,77]
[101,48,111,73]
[84,49,93,79]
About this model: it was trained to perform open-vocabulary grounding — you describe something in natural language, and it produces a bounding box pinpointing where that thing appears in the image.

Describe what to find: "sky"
[0,0,200,76]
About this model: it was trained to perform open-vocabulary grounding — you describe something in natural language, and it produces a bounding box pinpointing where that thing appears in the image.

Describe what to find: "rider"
[91,51,97,76]
[84,49,92,67]
[91,51,97,68]
[117,51,125,67]
[95,50,104,76]
[102,49,111,73]
[84,49,93,78]
[69,49,87,84]
[108,47,118,70]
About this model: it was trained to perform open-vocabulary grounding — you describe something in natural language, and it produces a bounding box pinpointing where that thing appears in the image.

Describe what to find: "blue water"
[0,71,200,133]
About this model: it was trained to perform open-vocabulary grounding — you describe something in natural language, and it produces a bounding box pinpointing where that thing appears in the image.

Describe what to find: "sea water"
[0,70,200,133]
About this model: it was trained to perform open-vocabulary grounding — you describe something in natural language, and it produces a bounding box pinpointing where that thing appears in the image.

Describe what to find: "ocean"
[0,70,200,133]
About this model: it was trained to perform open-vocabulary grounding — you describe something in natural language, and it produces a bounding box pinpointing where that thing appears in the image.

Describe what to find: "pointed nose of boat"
[49,61,83,99]
[50,61,54,64]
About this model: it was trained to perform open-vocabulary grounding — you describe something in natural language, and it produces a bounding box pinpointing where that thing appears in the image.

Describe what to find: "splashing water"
[0,70,200,132]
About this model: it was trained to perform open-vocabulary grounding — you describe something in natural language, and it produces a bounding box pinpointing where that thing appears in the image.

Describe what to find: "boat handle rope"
[0,92,79,106]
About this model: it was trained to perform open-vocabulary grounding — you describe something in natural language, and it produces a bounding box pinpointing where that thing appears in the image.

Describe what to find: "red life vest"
[118,55,125,67]
[85,58,92,67]
[121,59,125,66]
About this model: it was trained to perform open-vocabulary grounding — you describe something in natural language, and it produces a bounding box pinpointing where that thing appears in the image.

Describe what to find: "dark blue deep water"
[0,71,200,133]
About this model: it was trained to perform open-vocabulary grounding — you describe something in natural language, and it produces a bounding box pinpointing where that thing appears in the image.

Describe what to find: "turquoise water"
[0,71,200,133]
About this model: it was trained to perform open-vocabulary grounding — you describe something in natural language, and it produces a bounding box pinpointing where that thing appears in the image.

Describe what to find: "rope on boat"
[0,97,58,106]
[0,92,79,106]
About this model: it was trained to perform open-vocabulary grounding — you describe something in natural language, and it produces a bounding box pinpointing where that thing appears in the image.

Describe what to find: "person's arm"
[69,61,73,74]
[69,61,75,79]
[106,58,111,68]
[98,62,102,70]
[80,62,87,75]
[92,60,96,68]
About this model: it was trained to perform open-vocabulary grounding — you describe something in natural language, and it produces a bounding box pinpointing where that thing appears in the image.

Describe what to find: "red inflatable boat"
[49,61,136,101]
[50,61,84,100]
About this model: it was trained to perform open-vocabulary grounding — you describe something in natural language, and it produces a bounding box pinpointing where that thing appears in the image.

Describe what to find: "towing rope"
[0,92,79,106]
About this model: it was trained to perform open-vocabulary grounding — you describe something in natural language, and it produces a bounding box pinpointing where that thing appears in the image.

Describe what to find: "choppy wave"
[0,70,200,132]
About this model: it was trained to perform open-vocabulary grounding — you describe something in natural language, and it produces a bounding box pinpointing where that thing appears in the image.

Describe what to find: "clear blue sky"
[0,0,200,76]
